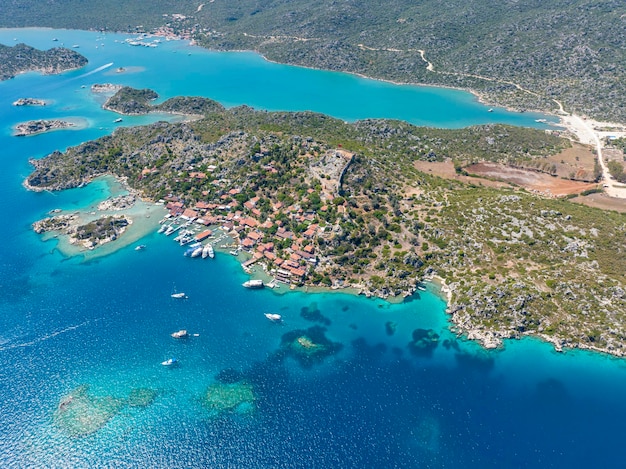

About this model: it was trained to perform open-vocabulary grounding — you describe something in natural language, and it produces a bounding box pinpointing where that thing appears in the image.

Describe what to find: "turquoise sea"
[1,28,625,468]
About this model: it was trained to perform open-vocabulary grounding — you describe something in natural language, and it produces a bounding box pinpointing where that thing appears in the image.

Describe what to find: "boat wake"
[75,62,114,79]
[0,320,91,352]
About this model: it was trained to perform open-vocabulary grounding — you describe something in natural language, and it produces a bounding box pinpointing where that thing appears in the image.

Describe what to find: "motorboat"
[135,244,146,251]
[242,279,264,289]
[161,358,178,366]
[264,313,282,322]
[171,292,188,299]
[202,244,214,259]
[171,329,189,339]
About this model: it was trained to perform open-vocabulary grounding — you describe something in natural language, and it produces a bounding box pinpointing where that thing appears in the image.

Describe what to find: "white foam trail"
[0,321,90,351]
[75,62,114,79]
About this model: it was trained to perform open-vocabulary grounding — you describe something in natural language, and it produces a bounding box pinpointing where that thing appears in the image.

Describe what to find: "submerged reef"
[54,385,124,437]
[279,325,343,367]
[300,303,332,326]
[408,328,440,357]
[203,380,256,416]
[54,385,157,437]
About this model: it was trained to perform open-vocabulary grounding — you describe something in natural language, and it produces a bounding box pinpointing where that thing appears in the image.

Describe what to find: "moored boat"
[202,244,214,259]
[191,246,203,258]
[264,313,282,322]
[243,279,264,289]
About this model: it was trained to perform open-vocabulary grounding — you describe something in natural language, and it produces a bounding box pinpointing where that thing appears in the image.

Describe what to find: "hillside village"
[159,147,355,289]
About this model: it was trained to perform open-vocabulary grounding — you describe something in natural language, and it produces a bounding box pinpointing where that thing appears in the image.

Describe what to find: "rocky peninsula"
[91,83,123,93]
[24,91,626,357]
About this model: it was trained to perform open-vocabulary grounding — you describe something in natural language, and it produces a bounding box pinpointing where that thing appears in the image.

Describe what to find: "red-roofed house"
[182,208,198,220]
[290,268,306,278]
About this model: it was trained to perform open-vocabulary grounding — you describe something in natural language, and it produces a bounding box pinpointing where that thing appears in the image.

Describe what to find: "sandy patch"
[571,193,626,213]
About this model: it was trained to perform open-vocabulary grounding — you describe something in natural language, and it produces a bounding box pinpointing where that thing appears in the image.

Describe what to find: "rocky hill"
[1,1,624,122]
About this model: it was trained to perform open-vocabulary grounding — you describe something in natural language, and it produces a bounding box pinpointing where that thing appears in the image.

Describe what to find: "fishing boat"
[171,329,189,339]
[243,279,264,289]
[171,292,188,299]
[161,358,178,366]
[264,313,282,322]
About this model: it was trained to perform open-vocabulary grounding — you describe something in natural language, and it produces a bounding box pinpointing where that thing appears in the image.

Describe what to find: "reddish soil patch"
[413,160,512,189]
[465,162,598,196]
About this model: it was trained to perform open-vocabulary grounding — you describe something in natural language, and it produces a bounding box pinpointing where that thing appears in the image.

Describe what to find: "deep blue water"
[1,28,625,468]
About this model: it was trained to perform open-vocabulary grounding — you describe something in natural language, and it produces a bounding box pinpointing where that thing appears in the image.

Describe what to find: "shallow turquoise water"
[0,28,623,468]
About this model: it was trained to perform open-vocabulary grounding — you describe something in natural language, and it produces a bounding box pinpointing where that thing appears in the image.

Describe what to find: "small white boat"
[190,246,203,258]
[157,225,167,234]
[114,118,122,123]
[161,358,178,366]
[165,226,175,236]
[243,279,264,289]
[171,292,188,299]
[135,244,146,251]
[264,313,282,322]
[487,108,493,112]
[171,329,189,339]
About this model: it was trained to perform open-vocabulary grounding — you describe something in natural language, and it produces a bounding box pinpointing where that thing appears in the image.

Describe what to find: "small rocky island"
[34,214,131,250]
[33,195,137,249]
[15,119,76,137]
[13,98,47,106]
[0,43,87,81]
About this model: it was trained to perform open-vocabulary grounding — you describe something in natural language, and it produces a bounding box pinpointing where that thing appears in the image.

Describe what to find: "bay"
[0,28,621,468]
